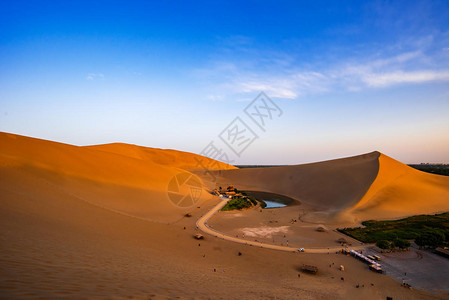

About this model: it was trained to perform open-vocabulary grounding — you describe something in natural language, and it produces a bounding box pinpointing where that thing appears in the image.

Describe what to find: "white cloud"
[238,81,298,99]
[362,70,449,87]
[86,73,104,80]
[206,70,329,99]
[370,51,422,68]
[194,40,449,100]
[206,94,225,101]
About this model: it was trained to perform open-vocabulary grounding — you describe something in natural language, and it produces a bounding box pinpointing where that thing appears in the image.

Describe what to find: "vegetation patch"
[338,213,449,249]
[221,198,254,211]
[219,189,297,211]
[240,191,266,208]
[409,164,449,177]
[241,190,296,208]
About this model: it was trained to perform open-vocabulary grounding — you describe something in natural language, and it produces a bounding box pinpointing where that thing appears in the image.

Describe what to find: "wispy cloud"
[333,49,449,88]
[361,70,449,87]
[86,73,104,80]
[194,38,449,100]
[229,71,329,99]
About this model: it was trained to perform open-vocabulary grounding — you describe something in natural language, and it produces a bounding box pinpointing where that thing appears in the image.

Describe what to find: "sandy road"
[196,197,366,254]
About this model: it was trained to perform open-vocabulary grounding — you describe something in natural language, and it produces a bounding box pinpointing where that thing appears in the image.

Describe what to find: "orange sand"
[347,153,449,221]
[0,132,235,223]
[206,151,449,224]
[0,132,446,299]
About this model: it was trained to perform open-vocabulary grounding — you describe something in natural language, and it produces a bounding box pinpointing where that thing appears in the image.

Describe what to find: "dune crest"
[2,132,448,225]
[86,143,236,171]
[0,132,234,223]
[208,151,449,224]
[207,151,380,210]
[346,153,449,221]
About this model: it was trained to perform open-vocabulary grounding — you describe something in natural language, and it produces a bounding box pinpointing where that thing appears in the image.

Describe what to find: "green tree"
[415,230,445,248]
[393,238,411,249]
[376,240,391,249]
[444,229,449,242]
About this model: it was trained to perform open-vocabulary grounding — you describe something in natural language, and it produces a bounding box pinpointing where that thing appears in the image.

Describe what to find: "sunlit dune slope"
[86,143,236,171]
[2,131,448,225]
[210,151,449,223]
[0,132,233,223]
[346,153,449,221]
[1,134,424,299]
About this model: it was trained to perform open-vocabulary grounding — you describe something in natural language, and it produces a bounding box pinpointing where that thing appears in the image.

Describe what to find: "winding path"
[196,197,366,254]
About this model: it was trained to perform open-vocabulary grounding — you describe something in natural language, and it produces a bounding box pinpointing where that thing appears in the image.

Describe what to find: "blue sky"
[1,0,449,164]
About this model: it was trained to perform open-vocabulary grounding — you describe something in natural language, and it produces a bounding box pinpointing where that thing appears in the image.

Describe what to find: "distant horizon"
[3,130,448,165]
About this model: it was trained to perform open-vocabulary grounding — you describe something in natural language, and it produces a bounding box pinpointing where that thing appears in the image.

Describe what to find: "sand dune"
[2,131,448,224]
[347,153,449,221]
[0,132,234,223]
[206,152,380,218]
[86,142,236,171]
[0,132,444,298]
[208,151,449,224]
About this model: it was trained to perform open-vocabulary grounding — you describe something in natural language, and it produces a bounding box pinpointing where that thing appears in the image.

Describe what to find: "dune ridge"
[346,153,449,221]
[2,131,448,223]
[0,132,234,223]
[86,142,236,171]
[206,151,380,210]
[208,151,449,224]
[1,132,446,298]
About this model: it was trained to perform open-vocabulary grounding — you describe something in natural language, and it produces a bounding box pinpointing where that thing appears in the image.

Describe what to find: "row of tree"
[414,230,446,248]
[375,229,447,250]
[376,238,411,250]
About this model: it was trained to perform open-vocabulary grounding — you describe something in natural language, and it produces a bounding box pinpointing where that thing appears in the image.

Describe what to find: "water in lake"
[263,200,287,208]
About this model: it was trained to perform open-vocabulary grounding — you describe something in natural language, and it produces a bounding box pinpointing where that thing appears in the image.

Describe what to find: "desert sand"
[1,132,447,299]
[0,132,234,223]
[206,151,449,224]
